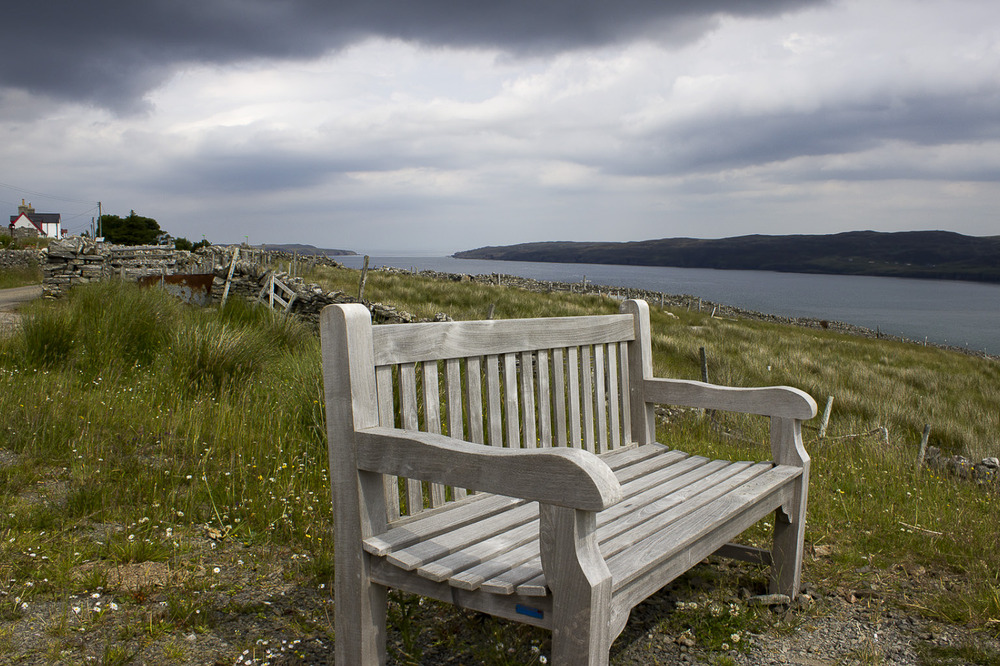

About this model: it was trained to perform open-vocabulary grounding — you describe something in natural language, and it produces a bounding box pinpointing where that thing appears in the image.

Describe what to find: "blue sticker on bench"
[516,604,544,619]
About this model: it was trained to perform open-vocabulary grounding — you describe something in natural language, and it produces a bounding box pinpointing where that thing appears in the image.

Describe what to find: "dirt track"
[0,284,42,334]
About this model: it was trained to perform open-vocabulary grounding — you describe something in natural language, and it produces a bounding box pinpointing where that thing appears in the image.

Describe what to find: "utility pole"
[97,201,102,238]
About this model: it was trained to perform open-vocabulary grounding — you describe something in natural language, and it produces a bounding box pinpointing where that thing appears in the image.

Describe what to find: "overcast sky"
[2,0,998,254]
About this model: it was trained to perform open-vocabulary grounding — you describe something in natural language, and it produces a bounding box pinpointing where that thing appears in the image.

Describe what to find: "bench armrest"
[643,378,817,420]
[353,426,623,511]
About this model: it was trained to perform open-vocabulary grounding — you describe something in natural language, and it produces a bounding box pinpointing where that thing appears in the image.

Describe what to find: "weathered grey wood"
[607,343,621,449]
[419,519,539,583]
[422,361,447,508]
[450,539,540,591]
[387,502,538,571]
[611,472,797,615]
[355,427,623,511]
[398,362,423,515]
[364,494,519,556]
[492,459,746,593]
[540,504,612,666]
[567,346,582,447]
[537,349,552,447]
[375,365,401,521]
[642,378,817,420]
[503,353,520,449]
[369,558,553,630]
[520,351,537,448]
[372,314,635,365]
[618,342,631,444]
[444,358,468,500]
[320,304,388,665]
[485,354,503,447]
[608,466,801,590]
[769,416,809,597]
[465,356,485,446]
[552,348,568,447]
[621,300,654,444]
[321,299,813,666]
[594,344,608,453]
[581,345,596,453]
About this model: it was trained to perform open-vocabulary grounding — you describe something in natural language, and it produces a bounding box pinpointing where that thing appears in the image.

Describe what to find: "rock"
[749,594,791,607]
[47,237,89,258]
[983,457,999,469]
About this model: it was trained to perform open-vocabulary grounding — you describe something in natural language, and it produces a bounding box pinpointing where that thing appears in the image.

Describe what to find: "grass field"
[1,269,997,664]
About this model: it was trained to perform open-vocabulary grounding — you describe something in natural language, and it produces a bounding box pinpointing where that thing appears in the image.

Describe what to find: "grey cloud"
[3,0,827,112]
[606,88,1000,179]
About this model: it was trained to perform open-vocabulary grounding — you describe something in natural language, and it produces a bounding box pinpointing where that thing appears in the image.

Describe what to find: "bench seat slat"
[387,502,538,571]
[449,539,540,591]
[416,449,696,589]
[418,519,539,583]
[498,459,757,595]
[607,465,802,590]
[363,494,521,556]
[364,446,800,605]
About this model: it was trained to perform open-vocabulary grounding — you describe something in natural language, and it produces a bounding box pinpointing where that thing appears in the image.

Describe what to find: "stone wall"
[0,249,42,271]
[203,247,421,325]
[40,239,422,325]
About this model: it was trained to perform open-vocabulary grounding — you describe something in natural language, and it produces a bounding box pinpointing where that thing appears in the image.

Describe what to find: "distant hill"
[454,231,1000,283]
[259,243,356,257]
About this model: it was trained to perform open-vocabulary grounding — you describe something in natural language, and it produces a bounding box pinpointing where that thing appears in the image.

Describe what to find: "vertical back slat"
[503,353,519,449]
[581,345,595,453]
[553,348,568,448]
[537,349,552,447]
[519,351,537,448]
[607,343,621,450]
[619,342,632,445]
[465,356,485,446]
[567,347,581,448]
[422,361,446,507]
[594,344,608,454]
[375,365,401,521]
[485,355,503,447]
[444,358,468,500]
[399,362,423,514]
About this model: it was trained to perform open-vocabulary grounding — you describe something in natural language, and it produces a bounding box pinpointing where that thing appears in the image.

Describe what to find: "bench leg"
[768,417,810,598]
[539,505,613,666]
[335,551,388,665]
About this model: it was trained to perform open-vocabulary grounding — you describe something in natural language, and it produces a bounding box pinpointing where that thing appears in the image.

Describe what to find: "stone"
[749,594,791,607]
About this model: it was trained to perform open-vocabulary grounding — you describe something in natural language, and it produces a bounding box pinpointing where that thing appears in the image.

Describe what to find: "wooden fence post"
[220,246,240,306]
[818,396,834,438]
[358,255,370,302]
[916,424,931,470]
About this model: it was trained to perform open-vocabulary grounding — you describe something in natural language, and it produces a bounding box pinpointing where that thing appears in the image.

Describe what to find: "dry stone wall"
[0,249,42,271]
[40,239,420,325]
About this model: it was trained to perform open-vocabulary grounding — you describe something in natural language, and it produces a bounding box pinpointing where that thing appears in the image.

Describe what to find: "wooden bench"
[321,299,816,665]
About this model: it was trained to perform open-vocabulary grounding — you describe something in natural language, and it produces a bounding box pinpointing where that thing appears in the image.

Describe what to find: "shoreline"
[376,265,999,361]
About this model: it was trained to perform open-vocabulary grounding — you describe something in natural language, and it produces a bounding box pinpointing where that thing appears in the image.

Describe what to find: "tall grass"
[307,264,1000,631]
[0,265,42,289]
[1,271,998,647]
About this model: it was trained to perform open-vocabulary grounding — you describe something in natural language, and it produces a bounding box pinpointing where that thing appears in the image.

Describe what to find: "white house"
[8,200,61,237]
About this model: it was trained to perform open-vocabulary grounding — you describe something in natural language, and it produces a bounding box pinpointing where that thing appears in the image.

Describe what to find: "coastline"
[377,265,998,361]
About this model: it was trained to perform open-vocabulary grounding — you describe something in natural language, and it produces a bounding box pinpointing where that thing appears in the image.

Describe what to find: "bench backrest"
[322,299,656,523]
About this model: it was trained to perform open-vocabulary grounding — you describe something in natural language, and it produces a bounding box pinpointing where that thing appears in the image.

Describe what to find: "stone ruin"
[39,237,427,325]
